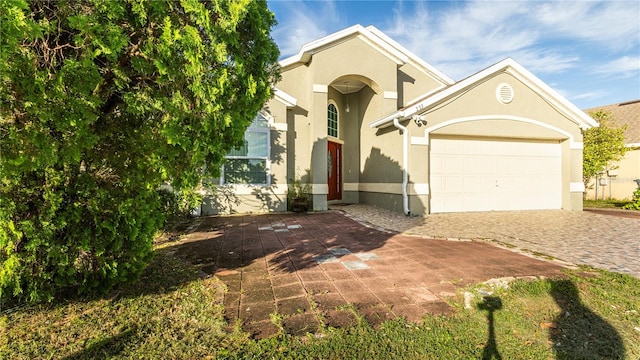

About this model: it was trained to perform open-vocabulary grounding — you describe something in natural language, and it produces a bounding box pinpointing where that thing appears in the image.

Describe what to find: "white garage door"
[430,138,562,213]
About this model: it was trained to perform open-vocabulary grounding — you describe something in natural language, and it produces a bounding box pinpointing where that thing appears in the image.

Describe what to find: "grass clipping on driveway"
[2,248,639,359]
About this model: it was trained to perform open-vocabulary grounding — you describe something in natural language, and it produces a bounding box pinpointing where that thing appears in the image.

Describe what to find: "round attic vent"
[496,83,514,104]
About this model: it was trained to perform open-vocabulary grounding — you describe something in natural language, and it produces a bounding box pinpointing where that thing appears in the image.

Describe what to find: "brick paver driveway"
[338,205,640,278]
[171,211,566,338]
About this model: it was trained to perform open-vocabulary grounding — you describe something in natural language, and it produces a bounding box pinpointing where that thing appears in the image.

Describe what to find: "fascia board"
[279,24,411,70]
[273,88,297,108]
[370,62,510,128]
[279,24,366,70]
[279,55,304,69]
[365,26,454,85]
[300,24,366,53]
[356,33,408,65]
[368,84,447,128]
[369,109,407,128]
[403,84,449,108]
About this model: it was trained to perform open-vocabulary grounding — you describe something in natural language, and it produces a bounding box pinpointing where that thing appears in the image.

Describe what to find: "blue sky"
[268,0,640,110]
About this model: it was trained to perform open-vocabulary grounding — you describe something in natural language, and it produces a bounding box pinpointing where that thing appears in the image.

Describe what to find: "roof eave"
[279,25,367,70]
[369,110,406,128]
[278,24,452,78]
[273,88,297,108]
[370,58,599,130]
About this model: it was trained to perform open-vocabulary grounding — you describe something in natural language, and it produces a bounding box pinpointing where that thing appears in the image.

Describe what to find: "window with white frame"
[327,103,338,138]
[222,112,270,185]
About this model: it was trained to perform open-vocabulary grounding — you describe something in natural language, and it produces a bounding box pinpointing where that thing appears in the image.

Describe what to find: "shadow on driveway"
[163,211,567,338]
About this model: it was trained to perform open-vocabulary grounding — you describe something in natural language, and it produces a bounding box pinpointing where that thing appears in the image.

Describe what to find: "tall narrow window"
[327,103,338,138]
[222,113,270,185]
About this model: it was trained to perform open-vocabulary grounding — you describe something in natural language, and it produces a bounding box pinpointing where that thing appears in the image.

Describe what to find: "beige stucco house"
[584,99,640,200]
[202,25,597,215]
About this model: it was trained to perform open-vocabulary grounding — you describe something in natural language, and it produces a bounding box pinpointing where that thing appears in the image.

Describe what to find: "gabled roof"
[584,99,640,145]
[370,58,599,130]
[279,24,454,86]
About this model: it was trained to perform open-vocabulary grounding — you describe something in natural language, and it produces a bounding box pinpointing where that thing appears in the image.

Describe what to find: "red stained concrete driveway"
[170,211,566,338]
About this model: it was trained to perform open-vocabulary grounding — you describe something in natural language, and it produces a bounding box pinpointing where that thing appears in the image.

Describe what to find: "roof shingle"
[585,99,640,144]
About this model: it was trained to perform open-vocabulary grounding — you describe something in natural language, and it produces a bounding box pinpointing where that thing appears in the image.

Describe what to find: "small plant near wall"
[623,187,640,210]
[288,176,311,213]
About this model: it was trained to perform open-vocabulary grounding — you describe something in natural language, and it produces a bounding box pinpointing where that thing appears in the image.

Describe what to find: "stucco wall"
[201,185,288,215]
[397,63,445,107]
[585,148,640,200]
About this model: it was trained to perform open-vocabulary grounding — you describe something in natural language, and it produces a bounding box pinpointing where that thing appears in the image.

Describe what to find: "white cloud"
[510,50,579,74]
[570,91,606,102]
[383,1,564,78]
[381,0,639,80]
[533,1,640,51]
[270,0,344,57]
[593,56,640,78]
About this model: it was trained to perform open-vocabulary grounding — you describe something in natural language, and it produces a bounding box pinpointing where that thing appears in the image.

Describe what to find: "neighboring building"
[584,99,640,200]
[202,25,596,215]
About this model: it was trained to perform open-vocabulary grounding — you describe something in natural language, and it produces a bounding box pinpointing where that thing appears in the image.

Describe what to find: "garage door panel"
[430,139,561,213]
[442,157,464,173]
[439,176,463,192]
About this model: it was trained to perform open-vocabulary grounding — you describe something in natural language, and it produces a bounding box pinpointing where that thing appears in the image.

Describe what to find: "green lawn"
[583,199,631,209]
[2,246,639,359]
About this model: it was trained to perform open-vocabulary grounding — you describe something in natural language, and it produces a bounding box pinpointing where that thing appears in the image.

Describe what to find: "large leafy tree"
[0,0,279,302]
[583,110,628,191]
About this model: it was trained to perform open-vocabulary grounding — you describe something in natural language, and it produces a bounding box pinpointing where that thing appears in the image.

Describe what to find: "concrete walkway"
[170,211,566,338]
[334,205,640,278]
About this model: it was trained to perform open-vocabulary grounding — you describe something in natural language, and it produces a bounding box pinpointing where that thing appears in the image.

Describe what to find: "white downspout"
[392,118,410,216]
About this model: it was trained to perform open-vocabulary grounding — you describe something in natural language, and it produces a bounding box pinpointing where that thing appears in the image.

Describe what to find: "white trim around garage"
[413,115,583,150]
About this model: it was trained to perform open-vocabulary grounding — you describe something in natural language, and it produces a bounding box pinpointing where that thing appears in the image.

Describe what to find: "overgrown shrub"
[158,188,203,221]
[0,179,161,303]
[0,0,279,303]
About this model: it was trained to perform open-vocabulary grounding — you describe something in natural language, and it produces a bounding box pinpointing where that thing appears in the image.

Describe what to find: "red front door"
[327,141,342,200]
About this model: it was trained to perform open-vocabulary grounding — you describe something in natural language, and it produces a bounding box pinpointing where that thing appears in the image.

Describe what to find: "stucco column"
[570,147,584,210]
[311,84,329,211]
[408,127,430,216]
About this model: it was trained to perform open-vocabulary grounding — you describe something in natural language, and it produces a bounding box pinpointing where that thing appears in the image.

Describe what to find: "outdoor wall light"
[412,114,427,127]
[344,81,350,113]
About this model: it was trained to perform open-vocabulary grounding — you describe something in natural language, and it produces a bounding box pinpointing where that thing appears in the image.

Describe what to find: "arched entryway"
[327,75,380,203]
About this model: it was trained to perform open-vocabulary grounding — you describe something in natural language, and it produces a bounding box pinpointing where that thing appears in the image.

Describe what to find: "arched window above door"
[327,102,338,138]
